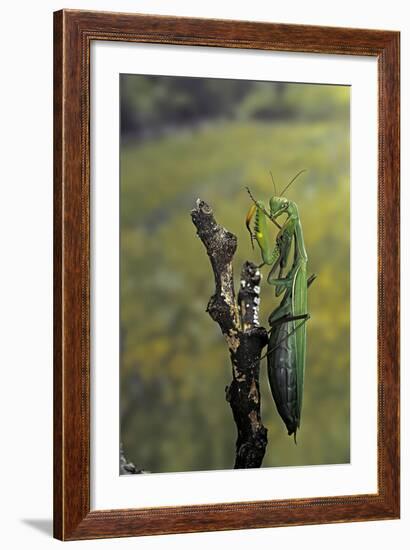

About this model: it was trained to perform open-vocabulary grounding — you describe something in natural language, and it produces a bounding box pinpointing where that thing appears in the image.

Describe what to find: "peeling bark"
[191,199,269,469]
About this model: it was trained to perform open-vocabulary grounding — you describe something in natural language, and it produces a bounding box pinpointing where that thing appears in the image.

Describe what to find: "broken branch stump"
[191,199,268,468]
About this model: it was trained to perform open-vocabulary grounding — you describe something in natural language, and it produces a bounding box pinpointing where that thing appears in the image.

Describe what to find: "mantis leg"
[267,271,293,297]
[246,186,282,230]
[269,313,310,329]
[268,273,317,325]
[266,218,297,293]
[267,260,289,297]
[247,201,282,266]
[260,315,311,363]
[268,272,316,297]
[307,273,317,287]
[268,289,292,326]
[277,224,294,278]
[245,204,257,249]
[268,271,316,291]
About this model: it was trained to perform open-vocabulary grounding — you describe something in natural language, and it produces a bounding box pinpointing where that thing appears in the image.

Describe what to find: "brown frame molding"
[53,9,400,541]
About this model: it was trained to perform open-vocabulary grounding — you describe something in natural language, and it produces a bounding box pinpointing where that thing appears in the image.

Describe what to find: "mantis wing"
[292,261,308,426]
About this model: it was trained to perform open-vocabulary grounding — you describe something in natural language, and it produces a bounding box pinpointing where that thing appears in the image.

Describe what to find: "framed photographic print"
[54,9,400,540]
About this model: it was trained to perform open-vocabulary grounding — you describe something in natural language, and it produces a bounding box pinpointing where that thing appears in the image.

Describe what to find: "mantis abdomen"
[267,310,299,437]
[267,264,313,440]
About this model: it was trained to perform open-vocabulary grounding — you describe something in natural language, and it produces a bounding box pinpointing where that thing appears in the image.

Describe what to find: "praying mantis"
[245,171,316,441]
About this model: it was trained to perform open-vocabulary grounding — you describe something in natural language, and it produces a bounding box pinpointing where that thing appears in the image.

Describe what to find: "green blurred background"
[120,74,350,473]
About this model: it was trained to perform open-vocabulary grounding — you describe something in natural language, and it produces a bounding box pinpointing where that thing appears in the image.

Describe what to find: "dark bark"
[191,199,268,469]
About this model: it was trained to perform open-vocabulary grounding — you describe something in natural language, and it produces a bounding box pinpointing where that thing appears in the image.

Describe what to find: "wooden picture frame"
[54,9,400,541]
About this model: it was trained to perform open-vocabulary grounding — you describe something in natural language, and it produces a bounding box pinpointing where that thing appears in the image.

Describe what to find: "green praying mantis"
[245,171,316,442]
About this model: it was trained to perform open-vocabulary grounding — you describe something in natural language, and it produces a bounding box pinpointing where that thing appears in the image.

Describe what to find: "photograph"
[119,74,351,474]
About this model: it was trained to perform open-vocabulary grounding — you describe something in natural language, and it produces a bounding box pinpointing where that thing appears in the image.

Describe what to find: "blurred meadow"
[120,74,350,473]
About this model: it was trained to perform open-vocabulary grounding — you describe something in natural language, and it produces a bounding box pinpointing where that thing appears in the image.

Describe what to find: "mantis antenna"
[279,169,307,197]
[269,171,277,196]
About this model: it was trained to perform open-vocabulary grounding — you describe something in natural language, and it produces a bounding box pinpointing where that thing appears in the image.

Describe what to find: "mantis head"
[269,196,297,220]
[267,169,306,220]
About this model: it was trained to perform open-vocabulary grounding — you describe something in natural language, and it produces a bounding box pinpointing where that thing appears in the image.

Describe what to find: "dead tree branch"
[191,199,268,469]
